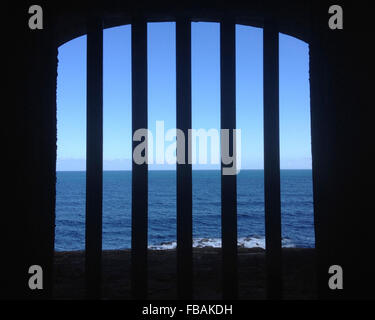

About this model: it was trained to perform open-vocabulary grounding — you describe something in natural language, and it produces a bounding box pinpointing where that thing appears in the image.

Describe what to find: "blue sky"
[56,22,311,171]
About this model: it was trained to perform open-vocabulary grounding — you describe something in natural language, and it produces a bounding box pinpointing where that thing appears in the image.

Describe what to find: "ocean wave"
[148,236,295,250]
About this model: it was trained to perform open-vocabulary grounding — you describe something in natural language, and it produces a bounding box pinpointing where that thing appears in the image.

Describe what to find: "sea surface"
[55,170,315,251]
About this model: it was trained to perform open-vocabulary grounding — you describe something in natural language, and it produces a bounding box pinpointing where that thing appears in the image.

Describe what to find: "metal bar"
[220,17,238,300]
[131,17,148,300]
[176,17,193,300]
[85,17,103,300]
[263,19,282,300]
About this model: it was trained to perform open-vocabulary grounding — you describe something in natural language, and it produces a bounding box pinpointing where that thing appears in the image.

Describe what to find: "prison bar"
[263,19,283,300]
[85,18,103,299]
[131,17,149,300]
[176,18,193,299]
[220,17,238,300]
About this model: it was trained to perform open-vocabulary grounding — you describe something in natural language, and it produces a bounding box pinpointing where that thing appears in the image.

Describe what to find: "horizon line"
[56,168,312,172]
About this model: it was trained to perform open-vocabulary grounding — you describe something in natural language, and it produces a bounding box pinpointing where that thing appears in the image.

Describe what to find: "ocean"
[55,170,315,251]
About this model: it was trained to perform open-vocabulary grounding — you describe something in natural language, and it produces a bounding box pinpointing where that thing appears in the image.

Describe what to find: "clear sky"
[56,22,311,171]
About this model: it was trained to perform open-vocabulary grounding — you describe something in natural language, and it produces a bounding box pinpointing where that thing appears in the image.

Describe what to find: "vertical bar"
[85,17,103,299]
[220,17,238,300]
[176,17,193,299]
[263,19,282,300]
[131,17,148,300]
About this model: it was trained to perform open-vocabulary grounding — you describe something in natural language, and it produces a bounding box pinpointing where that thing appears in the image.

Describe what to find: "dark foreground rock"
[53,247,316,299]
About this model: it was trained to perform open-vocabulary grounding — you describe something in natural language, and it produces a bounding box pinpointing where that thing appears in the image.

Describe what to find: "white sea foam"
[148,236,295,250]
